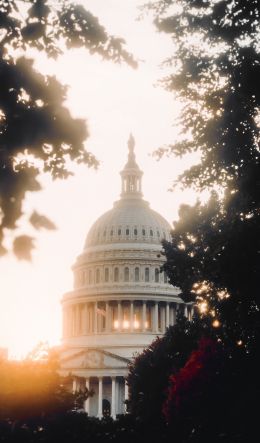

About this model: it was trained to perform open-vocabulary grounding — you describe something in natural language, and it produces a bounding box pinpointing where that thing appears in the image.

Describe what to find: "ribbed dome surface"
[84,199,171,248]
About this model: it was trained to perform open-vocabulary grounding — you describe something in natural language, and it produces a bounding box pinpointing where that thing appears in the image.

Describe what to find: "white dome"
[60,136,190,420]
[84,198,171,248]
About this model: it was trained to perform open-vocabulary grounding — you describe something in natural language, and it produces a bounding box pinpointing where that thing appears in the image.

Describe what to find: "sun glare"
[0,0,201,359]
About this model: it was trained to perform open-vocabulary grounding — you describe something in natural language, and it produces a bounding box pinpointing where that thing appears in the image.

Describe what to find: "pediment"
[60,348,130,370]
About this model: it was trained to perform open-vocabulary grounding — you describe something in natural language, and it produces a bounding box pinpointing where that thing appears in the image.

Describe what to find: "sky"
[0,0,202,359]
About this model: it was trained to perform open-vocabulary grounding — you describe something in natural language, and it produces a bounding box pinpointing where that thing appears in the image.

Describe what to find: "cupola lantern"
[120,134,143,199]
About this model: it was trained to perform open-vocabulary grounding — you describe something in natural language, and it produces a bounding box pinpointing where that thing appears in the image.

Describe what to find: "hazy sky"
[0,0,201,358]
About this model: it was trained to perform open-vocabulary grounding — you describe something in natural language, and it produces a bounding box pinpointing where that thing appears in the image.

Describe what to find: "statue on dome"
[128,133,135,154]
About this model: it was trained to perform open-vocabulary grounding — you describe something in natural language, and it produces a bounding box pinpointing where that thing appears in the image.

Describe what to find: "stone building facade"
[60,136,192,418]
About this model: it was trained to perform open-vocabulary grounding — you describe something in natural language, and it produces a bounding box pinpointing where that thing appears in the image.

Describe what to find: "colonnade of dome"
[63,299,193,339]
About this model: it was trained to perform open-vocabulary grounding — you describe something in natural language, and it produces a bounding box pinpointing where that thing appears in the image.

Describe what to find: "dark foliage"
[0,349,75,420]
[163,337,260,443]
[145,0,260,350]
[127,315,206,425]
[0,0,136,259]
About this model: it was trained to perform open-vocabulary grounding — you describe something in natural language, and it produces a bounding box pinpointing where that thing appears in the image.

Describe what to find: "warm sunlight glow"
[212,319,220,328]
[113,320,119,329]
[199,302,208,314]
[0,0,202,359]
[123,320,130,329]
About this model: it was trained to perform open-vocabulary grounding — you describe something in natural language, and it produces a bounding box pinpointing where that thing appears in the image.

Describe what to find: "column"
[83,303,87,334]
[124,379,129,413]
[130,301,134,332]
[89,303,93,333]
[85,378,90,414]
[105,301,110,332]
[161,305,166,333]
[111,376,116,419]
[166,302,170,328]
[75,304,80,335]
[118,301,122,332]
[94,302,98,334]
[153,301,159,333]
[98,377,103,418]
[142,301,147,332]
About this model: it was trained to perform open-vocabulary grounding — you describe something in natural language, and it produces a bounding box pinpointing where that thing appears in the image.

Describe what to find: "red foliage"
[163,337,221,422]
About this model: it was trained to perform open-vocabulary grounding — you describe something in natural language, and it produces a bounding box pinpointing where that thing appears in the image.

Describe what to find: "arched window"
[145,267,149,282]
[118,228,121,236]
[124,267,130,282]
[126,228,130,236]
[150,229,153,236]
[89,269,93,284]
[96,269,100,283]
[134,267,140,282]
[155,268,159,283]
[142,228,145,236]
[164,272,168,283]
[134,228,138,236]
[110,229,113,236]
[104,268,109,282]
[114,267,119,282]
[157,231,160,237]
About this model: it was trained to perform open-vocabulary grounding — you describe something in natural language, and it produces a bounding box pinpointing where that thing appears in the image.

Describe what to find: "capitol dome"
[84,199,171,249]
[60,135,192,419]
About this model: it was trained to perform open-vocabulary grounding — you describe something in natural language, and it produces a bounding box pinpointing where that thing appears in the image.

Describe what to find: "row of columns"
[63,300,194,338]
[73,376,128,419]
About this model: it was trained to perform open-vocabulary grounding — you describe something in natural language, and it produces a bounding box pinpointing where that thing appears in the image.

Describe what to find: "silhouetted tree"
[127,315,206,426]
[0,345,76,421]
[145,0,260,351]
[0,0,136,259]
[163,335,259,443]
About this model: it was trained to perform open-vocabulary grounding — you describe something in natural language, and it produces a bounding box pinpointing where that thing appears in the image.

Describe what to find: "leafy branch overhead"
[147,0,260,349]
[0,0,137,259]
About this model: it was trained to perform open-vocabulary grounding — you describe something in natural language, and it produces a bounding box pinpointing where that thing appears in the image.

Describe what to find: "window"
[126,228,129,236]
[134,228,138,236]
[157,231,160,237]
[134,267,140,282]
[105,268,109,282]
[142,229,145,236]
[103,230,106,237]
[145,267,149,282]
[96,269,100,283]
[150,229,153,236]
[110,229,113,236]
[124,267,129,282]
[155,268,159,283]
[89,269,93,284]
[164,272,168,283]
[118,228,121,236]
[114,267,119,282]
